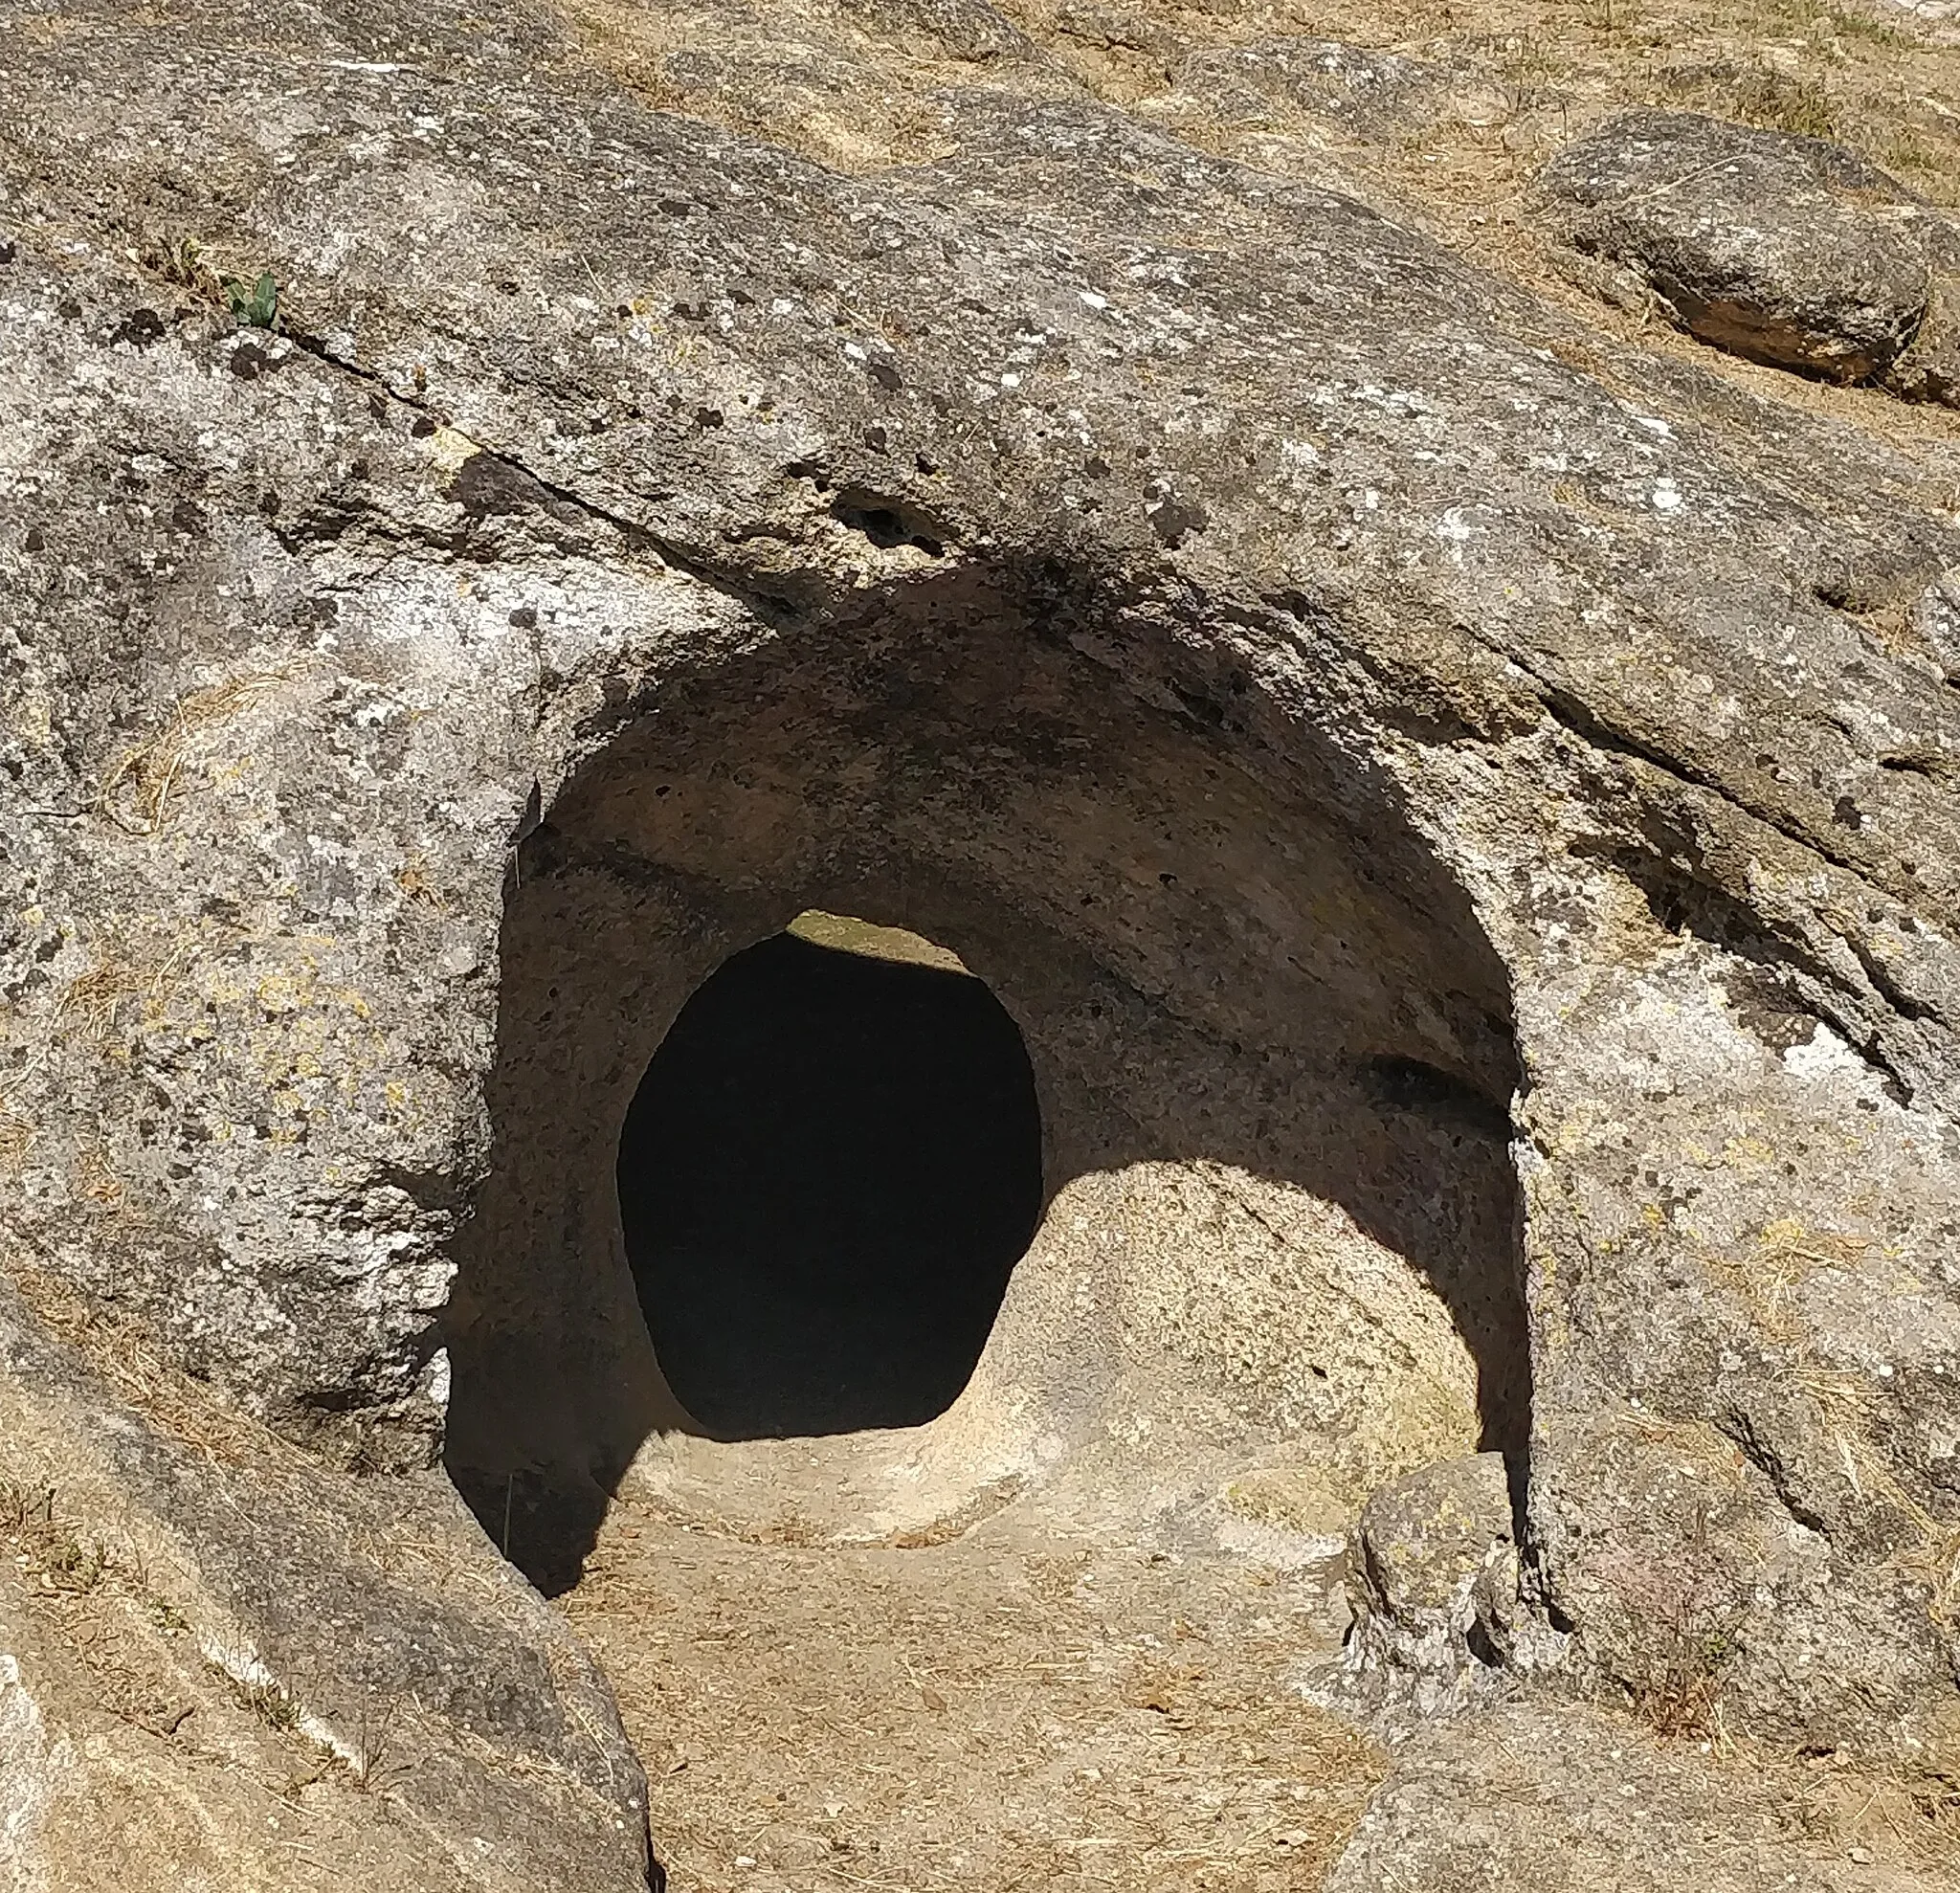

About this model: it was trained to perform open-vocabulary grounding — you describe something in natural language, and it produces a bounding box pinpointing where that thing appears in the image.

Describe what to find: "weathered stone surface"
[837,0,1033,61]
[1892,272,1960,408]
[1172,37,1503,145]
[2,0,1960,1877]
[1536,109,1957,390]
[1916,567,1960,677]
[1339,1453,1522,1710]
[1325,1699,1960,1892]
[0,1276,650,1890]
[1533,1409,1956,1750]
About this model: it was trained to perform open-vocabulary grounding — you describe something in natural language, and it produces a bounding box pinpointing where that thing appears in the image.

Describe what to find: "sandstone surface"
[4,0,1960,1885]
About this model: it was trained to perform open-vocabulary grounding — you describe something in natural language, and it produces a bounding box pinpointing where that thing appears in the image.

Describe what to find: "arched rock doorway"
[442,590,1528,1592]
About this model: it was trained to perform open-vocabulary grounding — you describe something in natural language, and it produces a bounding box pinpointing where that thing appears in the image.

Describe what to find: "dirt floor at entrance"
[563,1502,1383,1892]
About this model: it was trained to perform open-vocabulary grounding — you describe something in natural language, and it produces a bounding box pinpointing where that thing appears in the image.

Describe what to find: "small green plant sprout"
[161,235,206,284]
[148,1595,189,1636]
[224,270,280,330]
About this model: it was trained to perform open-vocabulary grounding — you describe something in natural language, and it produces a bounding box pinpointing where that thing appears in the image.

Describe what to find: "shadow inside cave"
[615,929,1044,1440]
[444,916,1527,1595]
[440,604,1532,1598]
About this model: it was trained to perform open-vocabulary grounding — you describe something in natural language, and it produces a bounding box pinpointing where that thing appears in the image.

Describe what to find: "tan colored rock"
[1890,275,1960,409]
[1325,1700,1960,1893]
[2,0,1960,1882]
[0,1279,650,1891]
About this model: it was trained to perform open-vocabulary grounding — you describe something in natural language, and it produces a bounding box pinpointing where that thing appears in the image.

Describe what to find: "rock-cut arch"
[441,569,1529,1589]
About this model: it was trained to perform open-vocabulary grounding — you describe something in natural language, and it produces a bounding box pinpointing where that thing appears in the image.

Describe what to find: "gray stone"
[835,0,1034,62]
[1536,109,1957,390]
[1533,1408,1956,1751]
[1333,1451,1528,1716]
[1174,36,1503,144]
[0,1275,650,1890]
[1915,568,1960,677]
[1889,272,1960,406]
[2,0,1960,1877]
[1325,1700,1960,1893]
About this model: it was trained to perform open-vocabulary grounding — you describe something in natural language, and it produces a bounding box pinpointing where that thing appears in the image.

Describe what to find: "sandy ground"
[557,1488,1960,1891]
[562,1498,1380,1892]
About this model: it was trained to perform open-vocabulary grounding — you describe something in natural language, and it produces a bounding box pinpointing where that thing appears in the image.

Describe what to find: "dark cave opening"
[616,924,1045,1439]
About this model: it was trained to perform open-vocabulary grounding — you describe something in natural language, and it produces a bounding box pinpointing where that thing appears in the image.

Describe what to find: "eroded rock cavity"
[442,594,1528,1583]
[618,921,1044,1438]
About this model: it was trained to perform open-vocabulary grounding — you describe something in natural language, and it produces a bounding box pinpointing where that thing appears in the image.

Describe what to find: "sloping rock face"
[0,1276,651,1890]
[1172,36,1503,146]
[1324,1699,1959,1893]
[1537,109,1960,394]
[4,0,1960,1876]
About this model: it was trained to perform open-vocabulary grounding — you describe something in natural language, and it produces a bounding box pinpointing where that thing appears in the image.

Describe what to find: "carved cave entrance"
[442,590,1530,1593]
[616,919,1044,1439]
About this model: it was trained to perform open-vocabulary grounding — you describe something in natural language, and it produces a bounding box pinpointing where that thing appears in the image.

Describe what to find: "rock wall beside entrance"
[4,0,1960,1788]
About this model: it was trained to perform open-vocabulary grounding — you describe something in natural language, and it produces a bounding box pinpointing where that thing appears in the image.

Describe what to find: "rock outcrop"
[1325,1700,1960,1893]
[0,1276,651,1889]
[1172,36,1503,147]
[3,0,1960,1883]
[1536,108,1960,397]
[1334,1452,1526,1716]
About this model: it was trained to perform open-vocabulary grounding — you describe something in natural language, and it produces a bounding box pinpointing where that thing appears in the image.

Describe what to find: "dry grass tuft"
[4,1254,309,1475]
[1749,1738,1960,1871]
[1703,1215,1876,1340]
[0,1103,33,1169]
[136,232,229,308]
[230,1672,303,1731]
[0,1479,110,1595]
[99,674,283,836]
[56,930,184,1041]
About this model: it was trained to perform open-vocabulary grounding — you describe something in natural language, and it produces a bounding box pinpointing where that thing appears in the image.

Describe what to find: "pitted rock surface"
[1331,1450,1525,1717]
[3,0,1960,1885]
[1917,566,1960,676]
[1172,37,1503,145]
